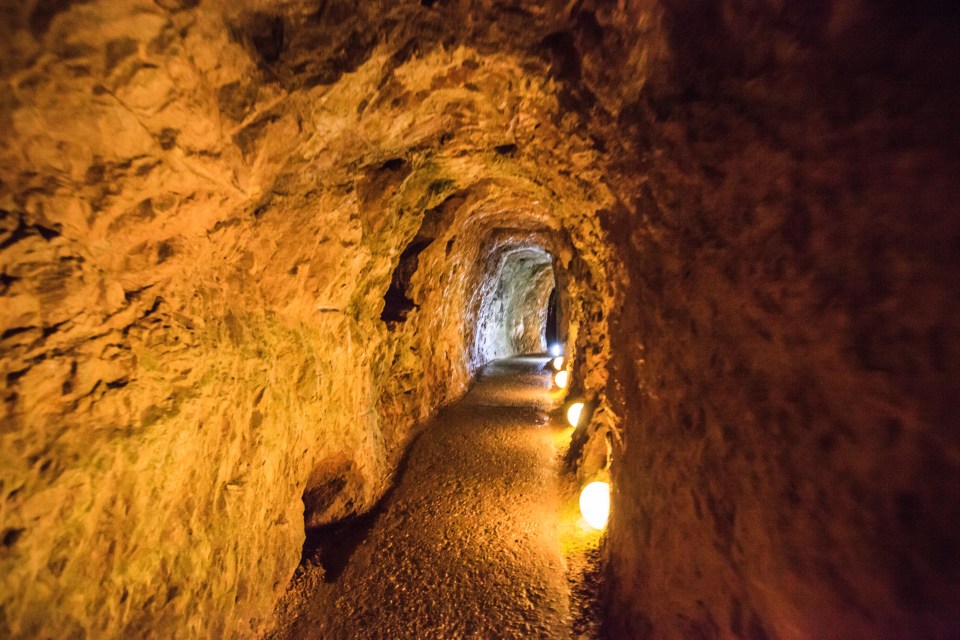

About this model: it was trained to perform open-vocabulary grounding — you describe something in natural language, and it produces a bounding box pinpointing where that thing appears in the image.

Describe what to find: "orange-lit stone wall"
[0,2,612,637]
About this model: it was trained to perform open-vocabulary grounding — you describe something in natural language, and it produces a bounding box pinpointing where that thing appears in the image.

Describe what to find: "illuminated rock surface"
[1,1,958,638]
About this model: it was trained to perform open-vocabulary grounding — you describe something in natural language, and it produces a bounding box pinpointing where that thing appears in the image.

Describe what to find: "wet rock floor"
[268,356,599,639]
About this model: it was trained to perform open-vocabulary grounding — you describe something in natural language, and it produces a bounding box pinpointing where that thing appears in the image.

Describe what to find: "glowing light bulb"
[549,344,562,357]
[554,370,569,389]
[566,401,584,427]
[551,356,565,371]
[579,481,610,530]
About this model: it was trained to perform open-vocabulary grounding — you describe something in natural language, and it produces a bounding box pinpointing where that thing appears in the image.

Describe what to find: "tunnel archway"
[472,244,557,364]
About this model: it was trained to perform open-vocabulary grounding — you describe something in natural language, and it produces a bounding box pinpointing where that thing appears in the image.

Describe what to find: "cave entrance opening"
[472,244,557,364]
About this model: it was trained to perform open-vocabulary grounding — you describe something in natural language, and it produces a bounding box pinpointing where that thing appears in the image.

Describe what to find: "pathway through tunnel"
[269,356,582,639]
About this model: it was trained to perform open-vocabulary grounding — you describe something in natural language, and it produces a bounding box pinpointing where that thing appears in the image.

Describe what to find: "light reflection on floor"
[464,355,558,409]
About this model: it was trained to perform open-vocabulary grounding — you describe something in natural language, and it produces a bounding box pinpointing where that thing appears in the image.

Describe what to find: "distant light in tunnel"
[551,356,565,371]
[580,481,610,530]
[566,401,584,427]
[549,344,562,357]
[553,370,569,389]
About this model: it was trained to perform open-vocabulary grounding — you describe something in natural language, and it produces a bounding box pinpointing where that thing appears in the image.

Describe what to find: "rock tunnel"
[1,1,958,638]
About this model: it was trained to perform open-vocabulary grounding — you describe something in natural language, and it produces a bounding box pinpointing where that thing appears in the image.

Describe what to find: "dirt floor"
[266,356,603,639]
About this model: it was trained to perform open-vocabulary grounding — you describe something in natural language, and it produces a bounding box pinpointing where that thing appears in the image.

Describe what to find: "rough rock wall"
[0,1,613,637]
[587,2,960,638]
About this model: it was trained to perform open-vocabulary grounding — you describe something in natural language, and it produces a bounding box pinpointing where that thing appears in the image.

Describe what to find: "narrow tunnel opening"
[545,287,558,349]
[472,244,557,365]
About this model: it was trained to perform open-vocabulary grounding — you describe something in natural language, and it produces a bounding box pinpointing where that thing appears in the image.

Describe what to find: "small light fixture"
[549,344,562,357]
[579,481,610,530]
[551,355,565,371]
[566,401,584,427]
[554,370,569,389]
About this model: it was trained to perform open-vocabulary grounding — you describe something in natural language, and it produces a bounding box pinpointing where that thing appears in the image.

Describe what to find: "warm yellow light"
[554,370,569,389]
[551,356,565,371]
[566,401,584,427]
[579,481,610,530]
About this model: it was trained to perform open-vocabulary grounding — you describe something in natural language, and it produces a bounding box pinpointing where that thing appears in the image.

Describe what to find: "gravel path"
[270,356,573,639]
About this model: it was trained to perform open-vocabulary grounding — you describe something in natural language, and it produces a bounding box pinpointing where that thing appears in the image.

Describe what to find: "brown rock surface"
[0,0,957,638]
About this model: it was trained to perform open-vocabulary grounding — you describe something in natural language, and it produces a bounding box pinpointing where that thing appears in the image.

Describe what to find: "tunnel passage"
[1,1,959,640]
[473,245,556,364]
